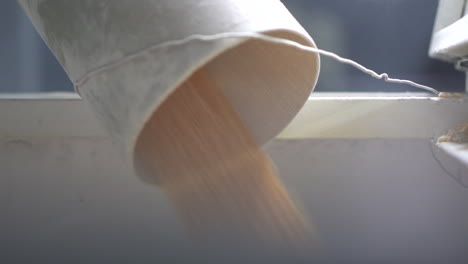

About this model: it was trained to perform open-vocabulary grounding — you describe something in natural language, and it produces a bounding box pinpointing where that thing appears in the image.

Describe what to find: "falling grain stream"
[136,70,314,262]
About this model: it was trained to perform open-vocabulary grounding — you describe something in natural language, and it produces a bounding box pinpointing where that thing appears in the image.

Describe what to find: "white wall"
[1,138,467,263]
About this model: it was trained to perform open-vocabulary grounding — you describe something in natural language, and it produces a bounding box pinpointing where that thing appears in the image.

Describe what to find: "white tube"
[18,0,320,183]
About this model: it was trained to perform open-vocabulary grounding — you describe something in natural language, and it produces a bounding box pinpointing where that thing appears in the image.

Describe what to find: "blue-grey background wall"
[0,0,464,93]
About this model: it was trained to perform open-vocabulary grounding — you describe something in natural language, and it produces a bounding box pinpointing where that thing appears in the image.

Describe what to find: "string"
[73,32,441,96]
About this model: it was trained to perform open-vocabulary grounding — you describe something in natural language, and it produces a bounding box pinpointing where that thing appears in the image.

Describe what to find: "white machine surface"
[1,94,467,263]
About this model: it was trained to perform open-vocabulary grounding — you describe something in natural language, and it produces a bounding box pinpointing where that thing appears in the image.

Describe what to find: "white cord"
[74,32,440,96]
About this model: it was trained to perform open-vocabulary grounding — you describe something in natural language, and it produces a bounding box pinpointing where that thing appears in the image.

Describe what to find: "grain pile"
[136,70,313,261]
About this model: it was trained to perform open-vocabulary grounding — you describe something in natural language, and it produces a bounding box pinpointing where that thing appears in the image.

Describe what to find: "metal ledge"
[1,92,467,140]
[435,142,468,187]
[280,93,468,140]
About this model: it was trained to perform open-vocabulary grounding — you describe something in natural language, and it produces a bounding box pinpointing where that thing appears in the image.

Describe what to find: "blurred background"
[0,0,464,93]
